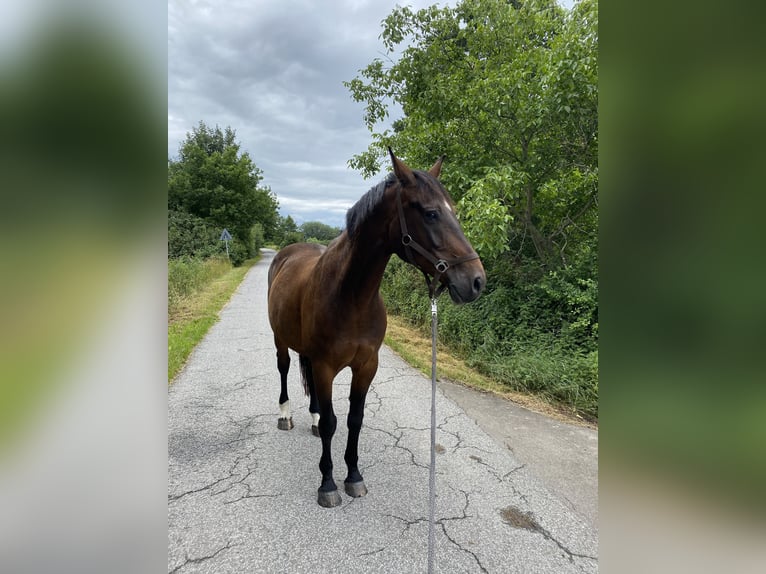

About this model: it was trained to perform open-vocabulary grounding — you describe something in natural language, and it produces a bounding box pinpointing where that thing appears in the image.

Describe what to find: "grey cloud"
[169,0,440,227]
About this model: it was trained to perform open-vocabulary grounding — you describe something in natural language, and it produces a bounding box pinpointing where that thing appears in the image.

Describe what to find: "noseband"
[395,183,480,299]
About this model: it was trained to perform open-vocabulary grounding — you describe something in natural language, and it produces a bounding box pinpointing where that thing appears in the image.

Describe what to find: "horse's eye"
[424,210,439,223]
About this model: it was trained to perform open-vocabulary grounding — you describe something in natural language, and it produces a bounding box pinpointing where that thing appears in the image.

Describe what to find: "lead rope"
[391,179,478,571]
[427,297,438,574]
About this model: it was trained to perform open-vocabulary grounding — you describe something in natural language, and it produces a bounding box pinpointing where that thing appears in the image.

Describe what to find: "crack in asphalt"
[383,512,429,533]
[458,452,532,505]
[222,491,282,505]
[531,520,598,567]
[384,486,491,574]
[439,521,489,574]
[364,423,429,470]
[438,487,490,573]
[500,505,597,568]
[364,386,383,416]
[356,546,386,558]
[168,540,235,574]
[502,464,526,479]
[169,435,265,504]
[231,374,270,391]
[462,449,532,507]
[357,402,536,572]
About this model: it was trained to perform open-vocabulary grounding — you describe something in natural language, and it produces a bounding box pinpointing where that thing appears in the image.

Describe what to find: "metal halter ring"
[402,235,412,246]
[435,260,449,273]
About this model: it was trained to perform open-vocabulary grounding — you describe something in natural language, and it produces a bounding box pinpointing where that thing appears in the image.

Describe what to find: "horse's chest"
[307,305,385,351]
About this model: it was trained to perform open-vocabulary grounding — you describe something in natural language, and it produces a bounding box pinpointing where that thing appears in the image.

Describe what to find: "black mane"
[345,173,396,238]
[345,170,445,238]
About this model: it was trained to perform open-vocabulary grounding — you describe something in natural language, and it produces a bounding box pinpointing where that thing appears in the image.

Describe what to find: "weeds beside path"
[385,315,597,428]
[168,256,259,382]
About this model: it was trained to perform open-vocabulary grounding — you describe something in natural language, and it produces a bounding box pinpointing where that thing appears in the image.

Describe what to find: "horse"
[267,149,485,507]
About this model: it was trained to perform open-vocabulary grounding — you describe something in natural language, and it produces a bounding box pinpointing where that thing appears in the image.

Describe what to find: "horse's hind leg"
[276,341,293,430]
[300,355,320,437]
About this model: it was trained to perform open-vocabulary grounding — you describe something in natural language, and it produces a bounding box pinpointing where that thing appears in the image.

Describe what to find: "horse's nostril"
[473,276,484,294]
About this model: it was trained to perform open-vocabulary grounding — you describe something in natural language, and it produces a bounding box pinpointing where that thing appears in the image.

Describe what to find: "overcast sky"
[168,0,574,228]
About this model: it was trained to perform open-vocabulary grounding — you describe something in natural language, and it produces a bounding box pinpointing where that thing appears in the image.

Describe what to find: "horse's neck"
[331,230,392,304]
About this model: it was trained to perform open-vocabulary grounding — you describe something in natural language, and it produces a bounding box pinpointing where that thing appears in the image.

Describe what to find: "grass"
[168,256,259,382]
[384,315,596,427]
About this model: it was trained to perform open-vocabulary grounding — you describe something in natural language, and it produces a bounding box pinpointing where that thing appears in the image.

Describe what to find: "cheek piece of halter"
[395,184,480,299]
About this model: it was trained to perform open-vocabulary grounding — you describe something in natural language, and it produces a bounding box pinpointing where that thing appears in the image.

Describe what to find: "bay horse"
[267,149,485,507]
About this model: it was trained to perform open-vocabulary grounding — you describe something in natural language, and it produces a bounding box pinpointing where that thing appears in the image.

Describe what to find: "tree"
[345,0,598,417]
[167,209,220,259]
[279,215,298,235]
[345,0,597,267]
[168,122,279,258]
[300,221,341,243]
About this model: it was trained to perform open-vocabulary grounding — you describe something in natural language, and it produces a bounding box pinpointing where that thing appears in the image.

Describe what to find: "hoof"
[344,481,368,498]
[317,489,342,508]
[277,417,294,431]
[311,425,320,437]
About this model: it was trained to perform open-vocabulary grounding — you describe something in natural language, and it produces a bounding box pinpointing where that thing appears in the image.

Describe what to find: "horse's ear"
[389,147,416,187]
[428,155,444,179]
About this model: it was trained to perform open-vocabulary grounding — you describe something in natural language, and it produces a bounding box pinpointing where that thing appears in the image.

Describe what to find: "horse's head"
[388,149,486,303]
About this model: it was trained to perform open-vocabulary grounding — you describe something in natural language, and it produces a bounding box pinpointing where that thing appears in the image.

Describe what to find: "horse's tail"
[298,355,312,397]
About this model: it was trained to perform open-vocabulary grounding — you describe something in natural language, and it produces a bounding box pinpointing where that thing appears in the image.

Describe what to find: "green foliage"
[168,121,279,258]
[271,215,338,248]
[280,231,305,249]
[272,215,297,247]
[457,170,514,259]
[382,254,598,418]
[251,222,265,252]
[226,239,249,266]
[349,0,598,417]
[300,221,341,243]
[168,209,223,259]
[345,0,597,267]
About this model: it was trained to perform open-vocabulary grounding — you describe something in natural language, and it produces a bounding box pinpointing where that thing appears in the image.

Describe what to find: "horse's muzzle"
[446,267,485,304]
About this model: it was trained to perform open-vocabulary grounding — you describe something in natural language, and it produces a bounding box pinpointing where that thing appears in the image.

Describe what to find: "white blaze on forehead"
[444,200,453,213]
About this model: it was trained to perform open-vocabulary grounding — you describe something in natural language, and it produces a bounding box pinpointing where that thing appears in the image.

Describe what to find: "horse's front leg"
[313,362,341,508]
[344,355,377,498]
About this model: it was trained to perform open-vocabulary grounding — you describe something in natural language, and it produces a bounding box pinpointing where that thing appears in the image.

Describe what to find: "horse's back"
[268,243,326,291]
[267,243,326,351]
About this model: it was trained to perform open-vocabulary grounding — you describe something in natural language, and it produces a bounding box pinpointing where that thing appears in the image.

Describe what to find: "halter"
[395,183,480,299]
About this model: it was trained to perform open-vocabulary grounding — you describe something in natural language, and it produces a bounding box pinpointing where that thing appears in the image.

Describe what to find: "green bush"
[251,223,265,253]
[227,239,248,266]
[168,210,225,259]
[280,231,305,249]
[381,252,598,420]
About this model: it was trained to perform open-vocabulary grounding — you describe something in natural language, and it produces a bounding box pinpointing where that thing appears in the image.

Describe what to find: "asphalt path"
[168,249,598,573]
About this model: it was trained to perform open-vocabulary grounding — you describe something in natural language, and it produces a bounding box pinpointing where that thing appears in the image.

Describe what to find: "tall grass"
[168,256,231,318]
